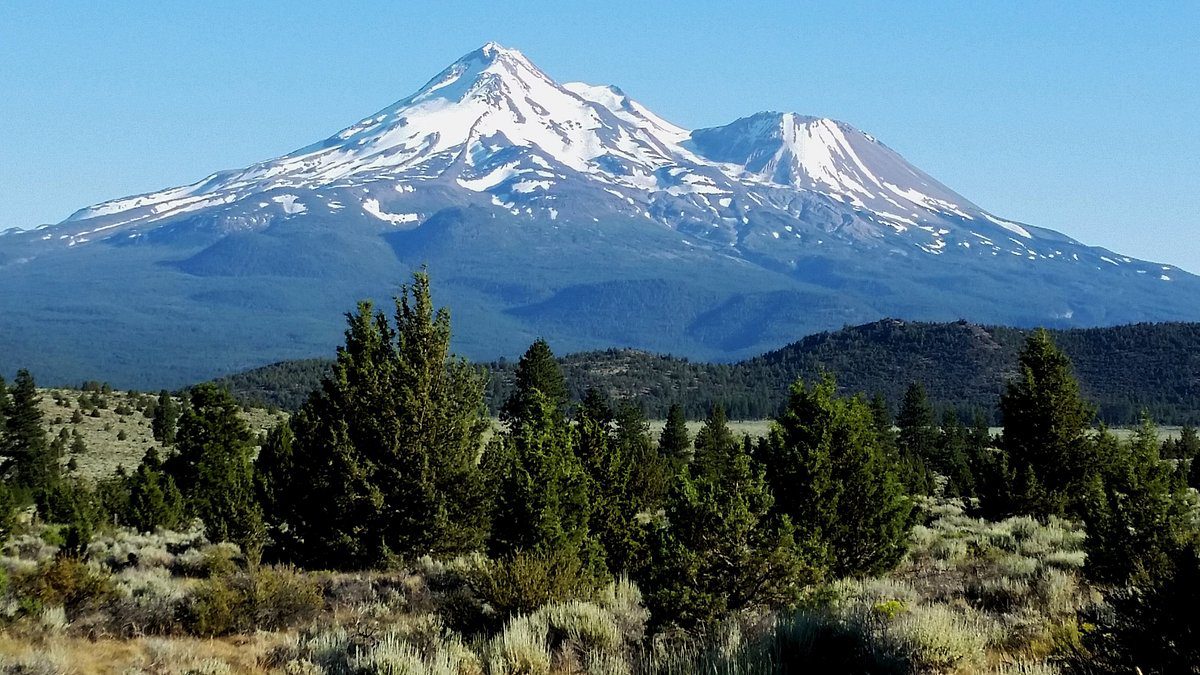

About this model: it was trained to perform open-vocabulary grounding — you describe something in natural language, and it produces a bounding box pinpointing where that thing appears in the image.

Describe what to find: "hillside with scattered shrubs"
[1,272,1198,674]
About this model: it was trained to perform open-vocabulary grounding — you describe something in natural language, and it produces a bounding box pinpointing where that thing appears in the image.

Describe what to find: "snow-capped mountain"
[2,43,1195,387]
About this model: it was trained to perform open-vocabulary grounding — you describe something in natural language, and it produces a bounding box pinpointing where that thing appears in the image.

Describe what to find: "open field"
[37,388,282,480]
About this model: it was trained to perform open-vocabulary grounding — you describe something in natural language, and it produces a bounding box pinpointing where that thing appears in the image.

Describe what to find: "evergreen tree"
[1161,424,1200,460]
[999,329,1095,519]
[0,375,8,441]
[484,390,601,575]
[645,407,818,629]
[658,403,692,466]
[934,411,976,497]
[1083,419,1195,586]
[254,420,296,550]
[283,272,491,568]
[574,391,638,573]
[5,370,59,499]
[167,384,264,556]
[879,390,932,495]
[895,383,938,495]
[151,390,179,446]
[500,338,569,425]
[760,375,914,578]
[126,448,184,532]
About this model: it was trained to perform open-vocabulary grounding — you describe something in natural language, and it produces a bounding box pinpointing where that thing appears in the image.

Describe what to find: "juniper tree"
[1082,419,1195,586]
[658,403,692,466]
[999,329,1095,519]
[5,370,59,498]
[484,389,602,576]
[501,338,569,425]
[167,384,264,556]
[151,390,178,446]
[254,420,296,552]
[760,375,913,578]
[645,406,818,630]
[126,447,184,532]
[935,410,976,497]
[282,272,491,568]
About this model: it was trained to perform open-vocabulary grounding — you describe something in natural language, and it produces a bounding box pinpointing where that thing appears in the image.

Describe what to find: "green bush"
[13,556,117,618]
[180,566,322,636]
[470,549,597,620]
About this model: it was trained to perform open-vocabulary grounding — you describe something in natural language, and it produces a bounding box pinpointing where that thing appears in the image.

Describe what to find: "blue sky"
[2,1,1198,269]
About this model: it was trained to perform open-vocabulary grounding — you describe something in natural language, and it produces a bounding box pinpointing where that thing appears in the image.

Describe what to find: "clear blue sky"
[3,2,1198,270]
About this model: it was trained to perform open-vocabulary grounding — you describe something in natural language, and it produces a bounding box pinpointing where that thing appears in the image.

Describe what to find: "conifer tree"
[760,376,913,577]
[126,448,184,532]
[501,339,569,425]
[484,390,601,575]
[934,410,976,497]
[658,403,692,466]
[894,383,937,493]
[167,384,264,555]
[152,390,178,446]
[5,370,59,498]
[1000,329,1095,518]
[254,420,296,548]
[1083,419,1195,586]
[645,406,818,629]
[0,375,9,441]
[283,272,491,568]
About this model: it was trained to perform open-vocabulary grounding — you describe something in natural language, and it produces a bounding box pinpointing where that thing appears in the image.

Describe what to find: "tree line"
[217,319,1200,425]
[2,272,1199,668]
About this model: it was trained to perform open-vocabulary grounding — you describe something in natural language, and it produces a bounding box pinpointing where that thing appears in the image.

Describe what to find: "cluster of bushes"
[0,521,321,640]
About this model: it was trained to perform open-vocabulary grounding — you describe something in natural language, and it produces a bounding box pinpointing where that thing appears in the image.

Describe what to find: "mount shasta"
[3,43,1197,388]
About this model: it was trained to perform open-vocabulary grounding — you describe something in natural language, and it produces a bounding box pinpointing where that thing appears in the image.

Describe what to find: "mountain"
[2,43,1197,388]
[217,319,1200,426]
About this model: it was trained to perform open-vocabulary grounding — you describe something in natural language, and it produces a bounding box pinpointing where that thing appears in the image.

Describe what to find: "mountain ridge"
[2,43,1197,388]
[215,318,1200,426]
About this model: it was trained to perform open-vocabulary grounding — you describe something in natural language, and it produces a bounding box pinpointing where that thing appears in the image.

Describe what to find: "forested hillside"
[216,319,1200,424]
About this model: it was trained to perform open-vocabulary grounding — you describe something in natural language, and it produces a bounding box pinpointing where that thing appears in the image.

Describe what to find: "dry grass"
[37,387,282,479]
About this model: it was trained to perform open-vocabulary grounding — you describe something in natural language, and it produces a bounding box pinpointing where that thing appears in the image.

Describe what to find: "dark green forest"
[216,319,1200,424]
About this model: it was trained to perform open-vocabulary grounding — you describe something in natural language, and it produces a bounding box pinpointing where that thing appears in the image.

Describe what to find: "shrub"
[13,556,117,618]
[488,616,552,675]
[887,604,993,673]
[470,549,597,620]
[180,566,322,636]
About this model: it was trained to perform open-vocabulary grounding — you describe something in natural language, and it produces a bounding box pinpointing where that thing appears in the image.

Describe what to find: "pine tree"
[283,272,491,568]
[151,390,178,446]
[658,403,692,466]
[5,370,59,498]
[126,448,184,532]
[1083,419,1195,586]
[1000,329,1095,519]
[645,407,819,629]
[760,375,913,578]
[501,339,569,426]
[167,384,264,556]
